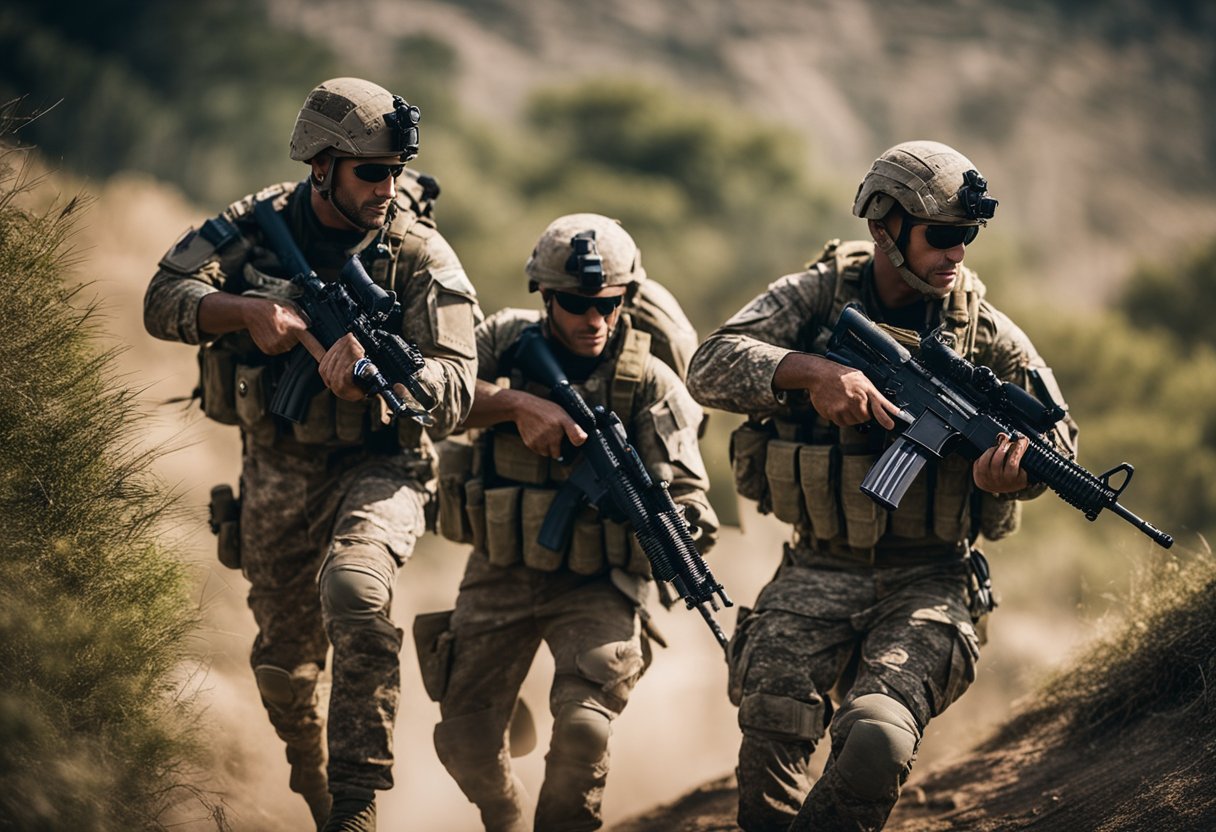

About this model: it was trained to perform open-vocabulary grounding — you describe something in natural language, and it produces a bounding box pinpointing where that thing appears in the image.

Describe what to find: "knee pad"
[833,693,920,802]
[435,707,513,785]
[254,662,321,713]
[738,691,825,744]
[550,704,612,764]
[320,566,391,622]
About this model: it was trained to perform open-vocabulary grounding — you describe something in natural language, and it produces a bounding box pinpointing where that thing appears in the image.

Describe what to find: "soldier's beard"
[330,183,388,232]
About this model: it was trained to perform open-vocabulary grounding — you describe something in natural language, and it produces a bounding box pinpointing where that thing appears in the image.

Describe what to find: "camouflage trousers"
[432,555,650,832]
[240,441,431,796]
[728,557,981,832]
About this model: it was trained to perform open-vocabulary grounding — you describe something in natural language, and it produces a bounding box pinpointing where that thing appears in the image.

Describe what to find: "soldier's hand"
[242,297,311,355]
[973,432,1030,494]
[516,395,587,459]
[809,361,901,430]
[317,333,367,402]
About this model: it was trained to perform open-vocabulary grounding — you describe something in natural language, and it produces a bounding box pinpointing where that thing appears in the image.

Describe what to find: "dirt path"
[611,715,1216,831]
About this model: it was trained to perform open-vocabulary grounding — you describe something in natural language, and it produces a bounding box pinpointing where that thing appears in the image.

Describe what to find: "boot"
[322,789,376,832]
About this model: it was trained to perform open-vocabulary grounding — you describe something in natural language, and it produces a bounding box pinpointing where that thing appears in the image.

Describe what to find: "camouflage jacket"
[688,240,1079,554]
[143,176,480,445]
[478,308,719,552]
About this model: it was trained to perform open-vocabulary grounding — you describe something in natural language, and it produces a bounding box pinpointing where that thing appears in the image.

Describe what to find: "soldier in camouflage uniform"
[143,78,480,831]
[687,141,1079,832]
[417,214,718,831]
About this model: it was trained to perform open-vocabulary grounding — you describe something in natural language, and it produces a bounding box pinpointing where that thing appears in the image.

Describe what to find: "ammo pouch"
[412,610,455,702]
[977,493,1021,541]
[436,439,476,544]
[729,420,774,511]
[466,482,650,577]
[199,338,243,425]
[208,484,241,570]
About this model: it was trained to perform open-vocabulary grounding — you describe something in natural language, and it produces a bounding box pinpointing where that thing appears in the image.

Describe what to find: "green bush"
[0,134,207,830]
[1119,236,1216,353]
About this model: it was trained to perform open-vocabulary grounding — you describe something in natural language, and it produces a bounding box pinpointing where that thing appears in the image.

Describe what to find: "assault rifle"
[512,325,734,649]
[826,305,1173,548]
[252,200,436,426]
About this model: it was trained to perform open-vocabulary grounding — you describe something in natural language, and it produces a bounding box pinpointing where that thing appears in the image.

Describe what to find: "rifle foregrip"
[1020,442,1115,517]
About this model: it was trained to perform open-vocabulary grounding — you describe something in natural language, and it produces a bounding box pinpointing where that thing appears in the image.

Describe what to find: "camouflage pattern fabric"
[144,180,478,440]
[242,443,432,793]
[687,242,1074,832]
[476,308,717,537]
[730,561,978,830]
[144,179,479,807]
[687,242,1077,465]
[437,554,649,832]
[432,309,718,831]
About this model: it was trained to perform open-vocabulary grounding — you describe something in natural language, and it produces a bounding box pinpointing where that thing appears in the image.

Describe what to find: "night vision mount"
[565,230,605,292]
[384,96,421,160]
[958,169,998,220]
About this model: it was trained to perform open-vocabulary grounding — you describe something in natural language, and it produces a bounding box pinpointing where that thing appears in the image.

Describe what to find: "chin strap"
[870,222,951,299]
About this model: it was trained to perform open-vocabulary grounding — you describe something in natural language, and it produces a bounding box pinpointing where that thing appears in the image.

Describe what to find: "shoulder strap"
[942,267,986,360]
[803,239,873,355]
[826,239,875,324]
[610,326,652,420]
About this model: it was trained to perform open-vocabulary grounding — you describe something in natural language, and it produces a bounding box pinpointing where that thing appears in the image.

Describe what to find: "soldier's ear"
[309,154,333,191]
[868,219,892,246]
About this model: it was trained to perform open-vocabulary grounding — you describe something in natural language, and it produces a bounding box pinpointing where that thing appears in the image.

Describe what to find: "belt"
[791,537,966,568]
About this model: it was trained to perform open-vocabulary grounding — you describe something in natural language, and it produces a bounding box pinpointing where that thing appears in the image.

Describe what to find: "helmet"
[852,140,997,297]
[525,214,648,293]
[853,140,996,225]
[289,77,420,164]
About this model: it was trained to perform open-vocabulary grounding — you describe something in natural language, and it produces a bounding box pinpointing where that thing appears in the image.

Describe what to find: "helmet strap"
[869,219,948,298]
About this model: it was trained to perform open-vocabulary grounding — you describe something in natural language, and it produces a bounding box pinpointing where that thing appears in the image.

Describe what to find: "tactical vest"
[436,320,656,578]
[191,180,437,455]
[729,239,1020,563]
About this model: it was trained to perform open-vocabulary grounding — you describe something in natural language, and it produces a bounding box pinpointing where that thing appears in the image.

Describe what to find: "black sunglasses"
[921,223,980,250]
[550,291,625,316]
[351,162,405,183]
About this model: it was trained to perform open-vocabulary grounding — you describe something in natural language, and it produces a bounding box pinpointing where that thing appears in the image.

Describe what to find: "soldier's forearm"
[196,291,257,339]
[463,381,533,429]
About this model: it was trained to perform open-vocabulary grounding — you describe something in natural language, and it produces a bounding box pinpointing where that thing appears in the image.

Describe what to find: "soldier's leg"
[435,555,541,832]
[319,458,428,808]
[241,451,332,828]
[536,579,647,832]
[731,609,848,832]
[792,566,980,832]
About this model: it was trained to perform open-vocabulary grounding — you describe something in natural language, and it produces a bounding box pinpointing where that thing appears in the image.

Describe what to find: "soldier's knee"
[738,691,826,744]
[550,703,612,764]
[320,566,391,622]
[833,693,920,802]
[254,662,321,715]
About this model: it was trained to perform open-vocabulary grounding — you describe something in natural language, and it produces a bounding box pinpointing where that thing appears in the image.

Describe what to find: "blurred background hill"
[2,0,1214,829]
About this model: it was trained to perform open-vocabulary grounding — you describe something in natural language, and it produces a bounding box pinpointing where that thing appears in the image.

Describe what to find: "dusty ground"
[609,712,1216,832]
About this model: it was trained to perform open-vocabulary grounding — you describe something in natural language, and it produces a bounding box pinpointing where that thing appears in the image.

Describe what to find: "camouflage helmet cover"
[852,140,997,226]
[526,213,648,293]
[290,77,420,163]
